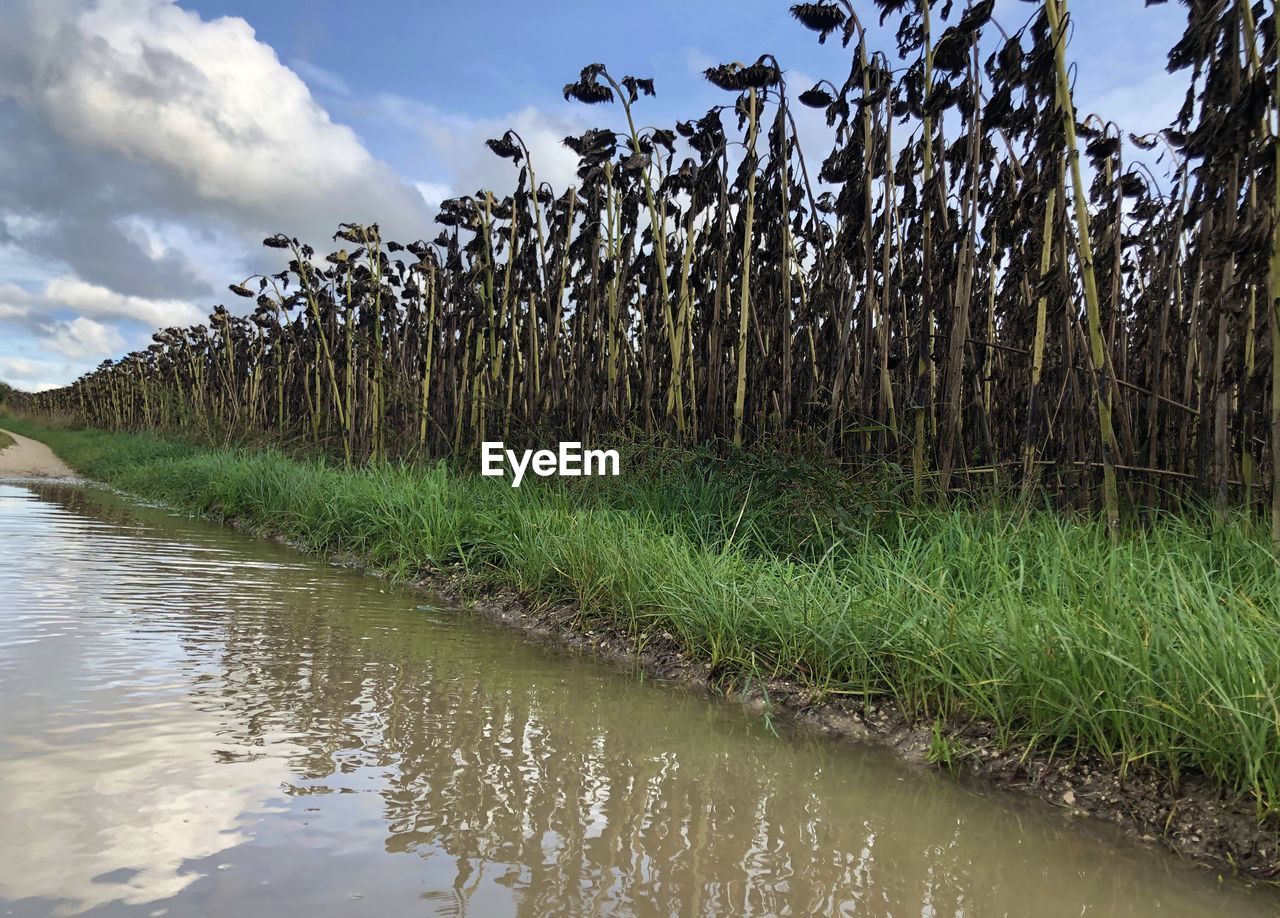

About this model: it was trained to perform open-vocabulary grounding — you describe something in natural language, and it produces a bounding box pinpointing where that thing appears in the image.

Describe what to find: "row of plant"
[15,0,1280,537]
[8,417,1279,823]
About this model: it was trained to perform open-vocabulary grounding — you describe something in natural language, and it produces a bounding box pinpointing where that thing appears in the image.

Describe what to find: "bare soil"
[0,428,77,478]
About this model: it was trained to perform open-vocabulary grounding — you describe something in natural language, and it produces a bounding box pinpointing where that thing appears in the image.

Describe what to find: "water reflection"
[0,482,1273,916]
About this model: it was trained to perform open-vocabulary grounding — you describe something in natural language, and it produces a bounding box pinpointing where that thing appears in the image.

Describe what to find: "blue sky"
[0,0,1190,390]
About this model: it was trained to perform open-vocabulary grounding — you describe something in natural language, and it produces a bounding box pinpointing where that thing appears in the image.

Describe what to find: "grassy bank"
[6,418,1280,821]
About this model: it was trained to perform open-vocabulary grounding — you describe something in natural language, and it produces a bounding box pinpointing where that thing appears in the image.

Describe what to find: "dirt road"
[0,428,76,478]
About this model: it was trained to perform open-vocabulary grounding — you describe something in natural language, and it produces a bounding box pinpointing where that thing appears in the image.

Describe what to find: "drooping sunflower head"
[799,86,834,108]
[563,65,614,105]
[789,3,846,44]
[485,133,524,161]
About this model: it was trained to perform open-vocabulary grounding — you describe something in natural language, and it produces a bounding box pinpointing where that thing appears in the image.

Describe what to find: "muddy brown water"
[0,481,1276,917]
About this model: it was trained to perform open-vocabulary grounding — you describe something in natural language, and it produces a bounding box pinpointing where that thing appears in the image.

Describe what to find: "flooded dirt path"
[0,481,1275,916]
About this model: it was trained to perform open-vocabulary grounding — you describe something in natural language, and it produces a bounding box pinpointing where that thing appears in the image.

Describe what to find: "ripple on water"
[0,480,1276,917]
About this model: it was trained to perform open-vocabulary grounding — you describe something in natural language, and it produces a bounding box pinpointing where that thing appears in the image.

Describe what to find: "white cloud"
[44,316,125,359]
[0,278,194,390]
[289,58,353,98]
[0,0,442,389]
[0,356,52,378]
[1082,70,1188,140]
[414,181,453,209]
[378,95,586,201]
[6,0,429,243]
[43,276,203,327]
[0,355,65,390]
[0,282,41,317]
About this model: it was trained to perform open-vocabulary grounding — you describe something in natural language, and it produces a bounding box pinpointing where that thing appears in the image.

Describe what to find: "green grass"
[0,429,14,450]
[6,417,1280,820]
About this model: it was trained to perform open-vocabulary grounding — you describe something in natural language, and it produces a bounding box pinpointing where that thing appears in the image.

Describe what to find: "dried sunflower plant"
[19,0,1280,541]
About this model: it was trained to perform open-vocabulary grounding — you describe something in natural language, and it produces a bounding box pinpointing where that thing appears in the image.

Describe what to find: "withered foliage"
[21,1,1280,525]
